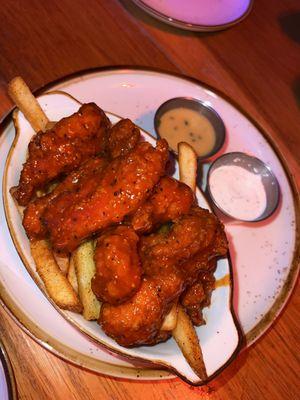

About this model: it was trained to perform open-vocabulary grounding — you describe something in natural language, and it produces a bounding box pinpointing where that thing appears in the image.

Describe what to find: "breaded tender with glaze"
[107,119,140,159]
[44,139,169,253]
[13,103,111,206]
[23,117,142,240]
[23,156,108,240]
[92,226,142,305]
[100,207,228,347]
[130,176,194,233]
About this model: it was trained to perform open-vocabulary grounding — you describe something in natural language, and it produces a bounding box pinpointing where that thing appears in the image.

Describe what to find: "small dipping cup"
[154,97,226,160]
[207,152,280,222]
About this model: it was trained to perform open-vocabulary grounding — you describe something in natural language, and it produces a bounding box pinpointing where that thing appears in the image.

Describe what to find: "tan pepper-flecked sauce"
[158,107,216,157]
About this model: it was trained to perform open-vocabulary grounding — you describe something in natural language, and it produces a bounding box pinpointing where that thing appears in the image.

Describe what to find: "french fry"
[174,140,208,380]
[30,240,82,313]
[8,77,82,313]
[172,306,208,380]
[178,142,197,192]
[68,254,79,294]
[8,76,49,132]
[73,241,101,321]
[161,303,178,331]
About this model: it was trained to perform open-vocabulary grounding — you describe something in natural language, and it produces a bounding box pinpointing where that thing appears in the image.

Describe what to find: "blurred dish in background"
[0,340,17,400]
[130,0,253,31]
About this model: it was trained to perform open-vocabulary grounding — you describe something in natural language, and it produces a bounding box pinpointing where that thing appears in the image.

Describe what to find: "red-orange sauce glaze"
[44,140,169,253]
[22,156,108,240]
[92,226,142,305]
[13,103,111,206]
[130,176,195,233]
[214,274,230,288]
[100,208,228,347]
[107,119,141,159]
[181,266,216,326]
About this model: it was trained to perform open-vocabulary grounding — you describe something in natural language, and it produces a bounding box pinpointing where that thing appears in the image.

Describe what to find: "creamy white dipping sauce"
[209,165,267,221]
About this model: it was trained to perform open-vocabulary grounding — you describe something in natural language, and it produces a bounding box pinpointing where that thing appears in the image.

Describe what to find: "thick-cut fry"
[178,142,197,192]
[68,254,79,294]
[8,81,80,312]
[73,241,101,321]
[8,76,49,132]
[30,240,82,313]
[175,141,208,380]
[161,303,178,331]
[53,252,69,276]
[172,305,207,380]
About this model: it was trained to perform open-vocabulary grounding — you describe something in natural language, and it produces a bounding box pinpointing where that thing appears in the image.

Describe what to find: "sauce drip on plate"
[209,165,267,221]
[215,274,230,288]
[157,107,216,157]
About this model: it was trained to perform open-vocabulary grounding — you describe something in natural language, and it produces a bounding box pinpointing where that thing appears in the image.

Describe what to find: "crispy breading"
[92,226,142,305]
[23,157,108,239]
[13,103,111,206]
[130,176,194,233]
[100,207,227,347]
[30,240,82,312]
[44,140,169,253]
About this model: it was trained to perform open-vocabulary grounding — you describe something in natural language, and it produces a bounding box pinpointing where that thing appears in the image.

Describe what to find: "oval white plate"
[0,67,299,383]
[3,91,240,385]
[130,0,253,31]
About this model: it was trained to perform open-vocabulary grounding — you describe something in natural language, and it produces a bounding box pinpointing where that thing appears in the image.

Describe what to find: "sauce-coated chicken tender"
[13,103,111,206]
[130,176,194,233]
[140,207,221,269]
[107,119,140,159]
[100,277,176,347]
[181,265,216,326]
[23,157,108,240]
[100,207,228,347]
[44,139,169,253]
[92,226,142,305]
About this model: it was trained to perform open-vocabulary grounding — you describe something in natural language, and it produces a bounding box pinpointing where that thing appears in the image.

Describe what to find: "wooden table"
[0,1,299,399]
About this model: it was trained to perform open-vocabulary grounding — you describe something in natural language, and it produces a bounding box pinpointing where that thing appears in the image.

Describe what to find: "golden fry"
[73,241,101,321]
[68,254,79,294]
[161,303,178,331]
[8,76,49,133]
[175,141,207,379]
[172,305,207,380]
[178,142,197,192]
[30,240,82,313]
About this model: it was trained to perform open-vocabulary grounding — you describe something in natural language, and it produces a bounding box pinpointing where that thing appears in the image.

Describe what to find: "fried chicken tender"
[23,117,141,240]
[100,207,228,347]
[181,262,216,326]
[13,103,111,206]
[107,119,140,159]
[92,226,142,305]
[140,207,223,268]
[23,157,108,240]
[130,176,194,233]
[44,139,169,253]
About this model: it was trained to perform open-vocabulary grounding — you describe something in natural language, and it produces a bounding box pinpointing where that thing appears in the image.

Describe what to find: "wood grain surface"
[0,1,299,399]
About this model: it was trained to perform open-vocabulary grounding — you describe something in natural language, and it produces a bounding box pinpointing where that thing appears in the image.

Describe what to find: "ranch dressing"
[157,107,216,157]
[209,165,267,221]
